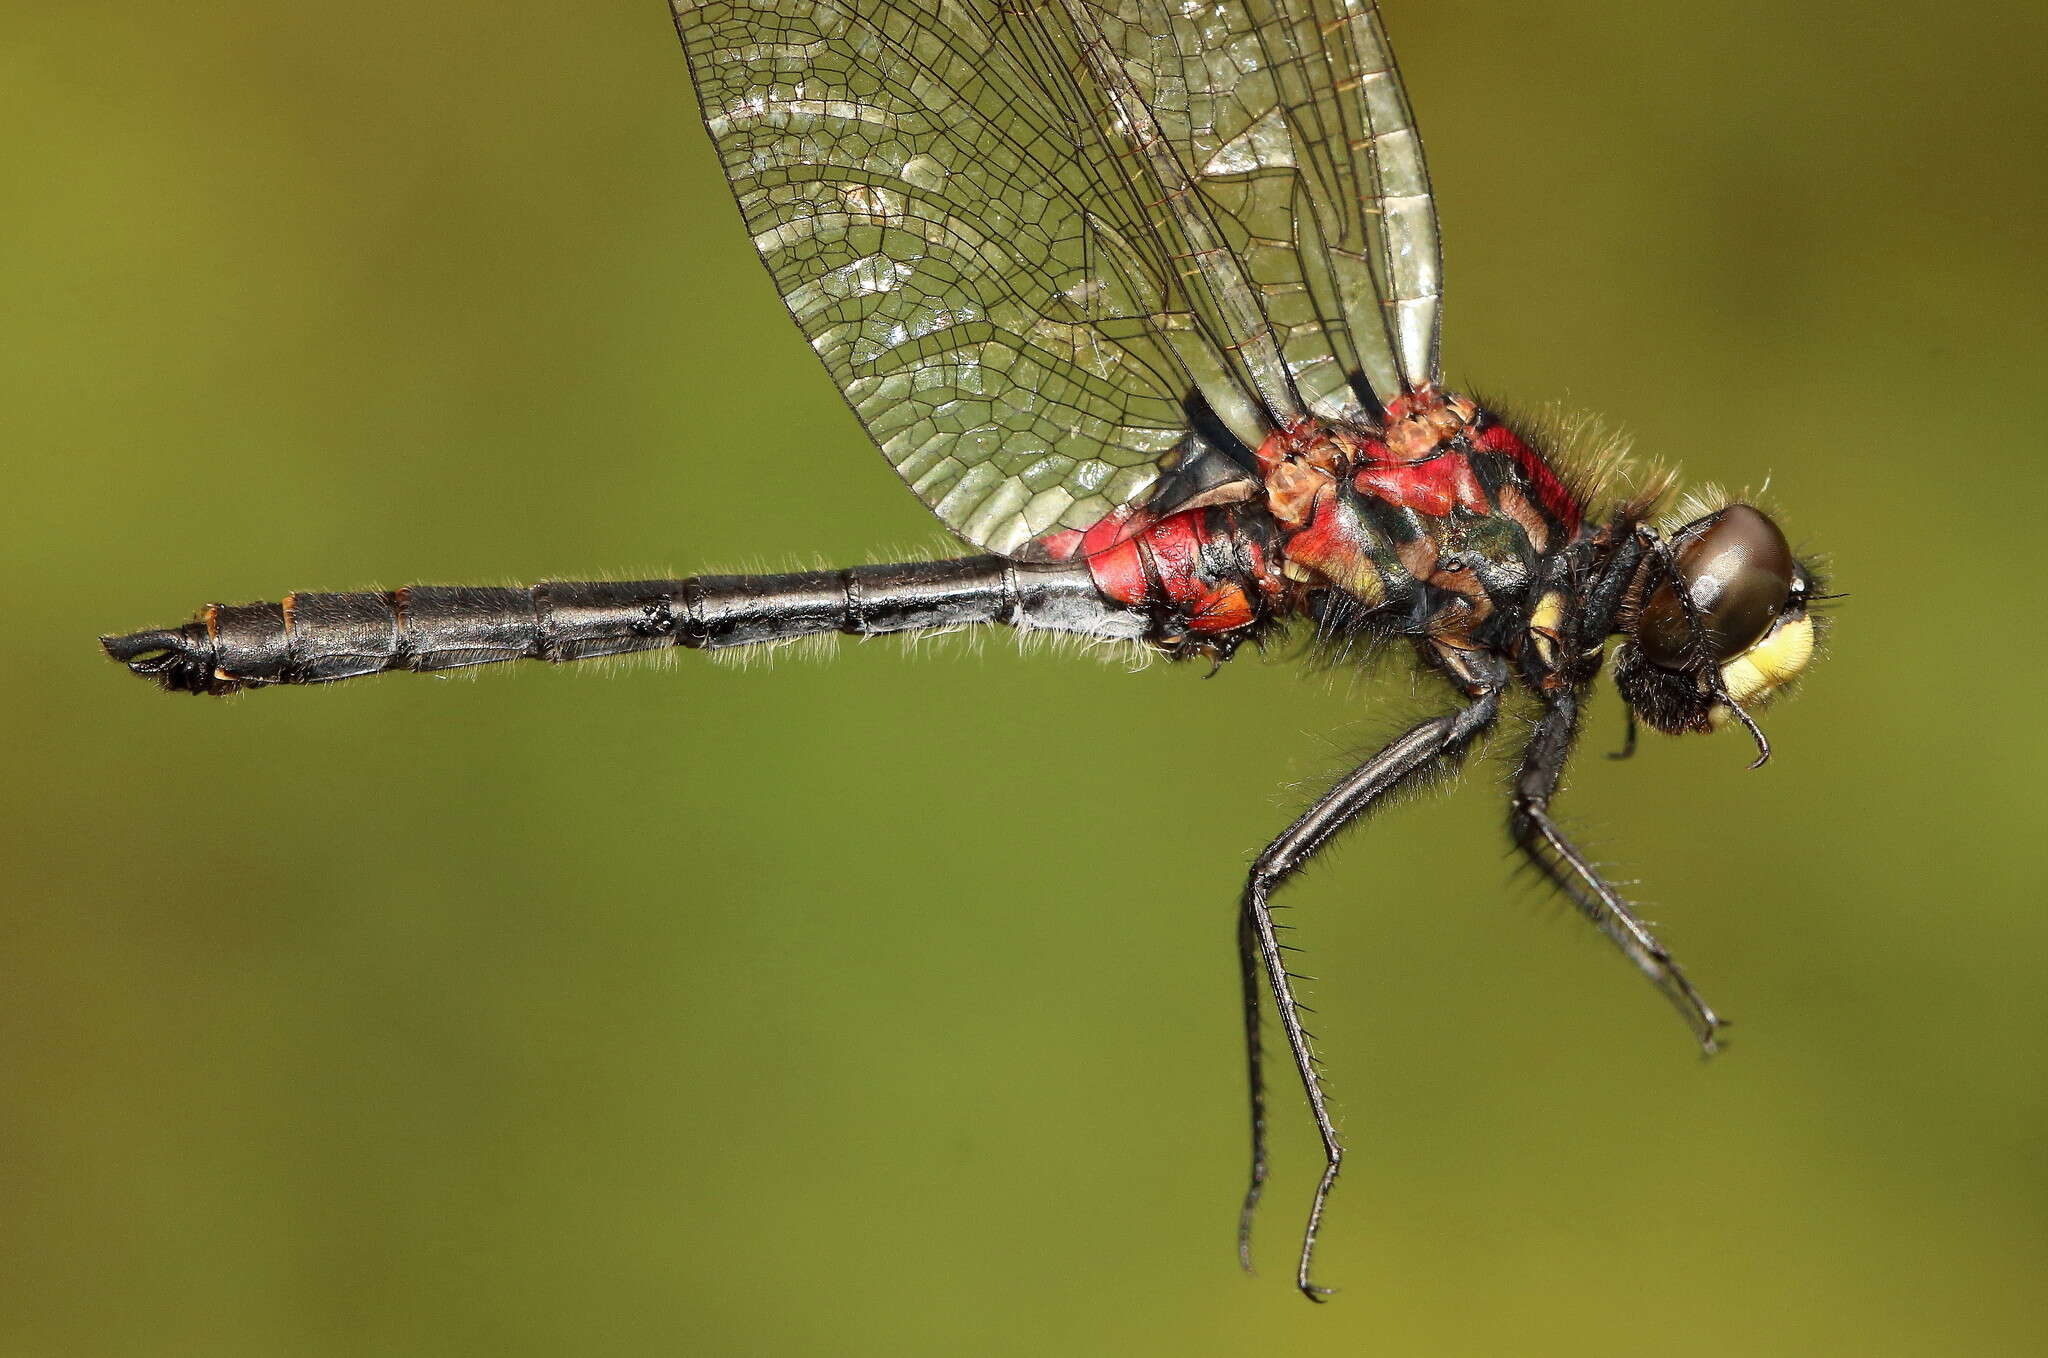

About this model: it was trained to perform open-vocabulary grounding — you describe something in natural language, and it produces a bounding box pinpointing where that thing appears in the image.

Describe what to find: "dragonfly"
[102,0,1825,1299]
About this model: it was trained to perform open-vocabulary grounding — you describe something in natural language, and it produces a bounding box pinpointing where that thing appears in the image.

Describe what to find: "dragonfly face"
[102,0,1826,1300]
[1615,503,1821,743]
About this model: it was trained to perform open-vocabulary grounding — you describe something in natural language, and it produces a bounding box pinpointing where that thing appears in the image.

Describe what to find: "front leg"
[1238,675,1504,1300]
[1510,692,1726,1052]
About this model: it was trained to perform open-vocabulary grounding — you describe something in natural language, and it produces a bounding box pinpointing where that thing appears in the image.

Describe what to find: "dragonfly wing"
[1116,0,1445,410]
[670,0,1440,557]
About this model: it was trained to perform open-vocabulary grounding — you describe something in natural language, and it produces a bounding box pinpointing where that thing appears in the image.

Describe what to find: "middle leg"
[1510,692,1725,1051]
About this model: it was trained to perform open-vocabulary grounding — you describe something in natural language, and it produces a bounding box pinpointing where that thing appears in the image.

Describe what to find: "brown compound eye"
[1636,504,1797,669]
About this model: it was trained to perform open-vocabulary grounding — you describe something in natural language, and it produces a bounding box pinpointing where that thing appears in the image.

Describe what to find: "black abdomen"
[102,559,1149,695]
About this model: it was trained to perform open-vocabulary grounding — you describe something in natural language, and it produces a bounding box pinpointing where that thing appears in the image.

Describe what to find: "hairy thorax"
[1256,387,1582,654]
[1054,387,1593,665]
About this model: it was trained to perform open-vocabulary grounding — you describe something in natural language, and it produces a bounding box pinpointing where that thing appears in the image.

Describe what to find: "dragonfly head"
[1612,503,1821,754]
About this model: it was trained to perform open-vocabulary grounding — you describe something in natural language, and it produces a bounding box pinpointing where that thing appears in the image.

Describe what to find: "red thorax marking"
[1047,388,1582,639]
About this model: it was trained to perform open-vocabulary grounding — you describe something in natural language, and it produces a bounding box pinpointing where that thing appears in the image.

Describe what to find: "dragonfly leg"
[1238,679,1503,1300]
[1233,904,1267,1272]
[1510,693,1726,1053]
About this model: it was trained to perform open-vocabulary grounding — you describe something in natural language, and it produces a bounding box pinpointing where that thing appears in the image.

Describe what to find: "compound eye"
[1636,504,1796,668]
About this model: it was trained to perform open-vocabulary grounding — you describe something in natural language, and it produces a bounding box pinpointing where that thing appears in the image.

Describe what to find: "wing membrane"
[670,0,1441,557]
[1126,0,1443,406]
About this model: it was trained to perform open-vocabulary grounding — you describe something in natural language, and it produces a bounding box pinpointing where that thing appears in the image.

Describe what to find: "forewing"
[670,0,1441,557]
[1099,0,1444,409]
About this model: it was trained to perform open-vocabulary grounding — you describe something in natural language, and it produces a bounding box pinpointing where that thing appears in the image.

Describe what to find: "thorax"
[1256,387,1584,653]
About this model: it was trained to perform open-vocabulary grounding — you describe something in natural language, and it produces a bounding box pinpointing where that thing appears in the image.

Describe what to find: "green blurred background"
[4,1,2043,1353]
